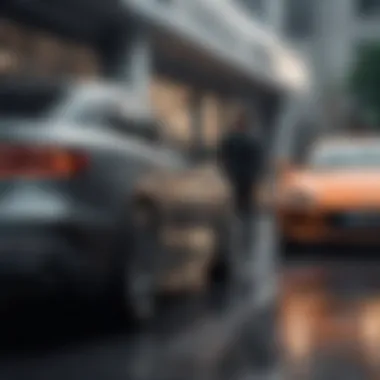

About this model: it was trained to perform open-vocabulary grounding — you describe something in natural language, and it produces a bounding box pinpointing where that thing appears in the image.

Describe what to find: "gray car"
[0,78,188,321]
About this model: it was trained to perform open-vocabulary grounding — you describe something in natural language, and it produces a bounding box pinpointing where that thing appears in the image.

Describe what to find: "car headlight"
[281,190,315,209]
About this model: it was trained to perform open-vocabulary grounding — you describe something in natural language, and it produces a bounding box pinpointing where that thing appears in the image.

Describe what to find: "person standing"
[217,110,263,256]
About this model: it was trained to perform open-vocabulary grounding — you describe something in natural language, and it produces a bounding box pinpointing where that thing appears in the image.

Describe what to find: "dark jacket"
[218,129,262,189]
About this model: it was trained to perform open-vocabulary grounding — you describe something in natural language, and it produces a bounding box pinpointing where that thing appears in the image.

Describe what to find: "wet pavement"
[0,283,276,380]
[281,260,380,380]
[0,215,277,380]
[0,289,239,379]
[1,213,377,380]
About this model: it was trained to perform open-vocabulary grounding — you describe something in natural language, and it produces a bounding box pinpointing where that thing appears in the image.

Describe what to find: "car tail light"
[0,144,88,179]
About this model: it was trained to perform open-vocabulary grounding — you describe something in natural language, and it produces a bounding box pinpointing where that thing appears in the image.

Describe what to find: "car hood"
[284,169,380,209]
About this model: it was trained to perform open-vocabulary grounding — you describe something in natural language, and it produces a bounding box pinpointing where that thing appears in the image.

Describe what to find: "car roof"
[0,77,68,97]
[72,81,129,97]
[0,77,154,122]
[0,77,125,95]
[70,82,153,118]
[312,135,380,152]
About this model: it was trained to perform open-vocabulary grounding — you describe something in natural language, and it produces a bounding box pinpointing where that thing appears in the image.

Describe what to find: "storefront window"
[0,19,25,51]
[224,100,244,131]
[150,76,193,149]
[0,49,19,75]
[67,45,100,79]
[0,18,25,75]
[29,31,63,75]
[202,94,220,148]
[0,17,101,79]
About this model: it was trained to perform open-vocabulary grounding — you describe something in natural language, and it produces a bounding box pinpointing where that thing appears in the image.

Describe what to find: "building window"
[284,0,314,39]
[0,18,101,79]
[150,76,193,150]
[202,94,221,148]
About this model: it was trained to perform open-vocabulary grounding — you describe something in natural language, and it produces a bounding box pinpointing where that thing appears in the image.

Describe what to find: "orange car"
[273,136,380,252]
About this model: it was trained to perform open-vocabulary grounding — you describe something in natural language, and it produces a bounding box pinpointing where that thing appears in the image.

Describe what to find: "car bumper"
[0,220,112,300]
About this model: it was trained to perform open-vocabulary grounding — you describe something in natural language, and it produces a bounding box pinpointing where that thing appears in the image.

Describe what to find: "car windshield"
[52,97,105,124]
[310,145,380,169]
[0,82,68,120]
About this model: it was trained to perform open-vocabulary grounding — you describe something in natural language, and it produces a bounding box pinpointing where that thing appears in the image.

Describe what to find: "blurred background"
[1,0,380,379]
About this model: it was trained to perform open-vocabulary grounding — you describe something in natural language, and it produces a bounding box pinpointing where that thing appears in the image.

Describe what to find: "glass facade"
[150,76,246,150]
[150,76,193,148]
[0,18,101,79]
[202,94,223,147]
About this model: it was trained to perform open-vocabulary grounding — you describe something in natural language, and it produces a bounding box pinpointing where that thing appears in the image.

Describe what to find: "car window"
[58,99,111,125]
[0,82,67,119]
[107,114,162,144]
[52,93,164,146]
[309,145,380,169]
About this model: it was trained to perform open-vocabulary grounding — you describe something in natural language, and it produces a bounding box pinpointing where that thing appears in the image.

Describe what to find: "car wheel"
[114,205,159,323]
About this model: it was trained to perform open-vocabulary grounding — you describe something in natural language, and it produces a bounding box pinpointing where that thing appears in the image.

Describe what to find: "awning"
[151,28,283,98]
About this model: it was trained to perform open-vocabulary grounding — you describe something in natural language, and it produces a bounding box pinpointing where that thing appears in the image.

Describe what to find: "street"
[282,259,380,379]
[0,214,277,380]
[2,0,379,378]
[0,214,378,380]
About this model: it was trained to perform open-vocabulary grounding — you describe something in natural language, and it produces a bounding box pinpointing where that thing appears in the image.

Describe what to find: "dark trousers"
[232,183,256,252]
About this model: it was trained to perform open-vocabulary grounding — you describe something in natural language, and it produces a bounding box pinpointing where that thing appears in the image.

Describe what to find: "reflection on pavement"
[280,265,380,379]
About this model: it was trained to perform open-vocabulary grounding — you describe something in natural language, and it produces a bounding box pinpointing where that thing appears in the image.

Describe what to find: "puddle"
[280,265,380,379]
